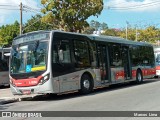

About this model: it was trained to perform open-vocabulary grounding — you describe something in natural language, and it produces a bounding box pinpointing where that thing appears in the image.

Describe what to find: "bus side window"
[0,52,2,60]
[0,59,8,71]
[90,42,97,67]
[58,43,71,63]
[74,40,90,68]
[109,44,122,67]
[53,39,71,64]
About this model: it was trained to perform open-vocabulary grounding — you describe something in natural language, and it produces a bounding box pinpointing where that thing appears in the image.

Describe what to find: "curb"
[0,96,35,105]
[0,97,19,105]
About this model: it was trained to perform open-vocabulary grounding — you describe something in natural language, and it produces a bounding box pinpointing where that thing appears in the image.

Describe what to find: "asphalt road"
[1,79,160,120]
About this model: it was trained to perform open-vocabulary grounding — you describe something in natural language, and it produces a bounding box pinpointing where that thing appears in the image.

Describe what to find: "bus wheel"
[136,70,143,83]
[79,74,93,94]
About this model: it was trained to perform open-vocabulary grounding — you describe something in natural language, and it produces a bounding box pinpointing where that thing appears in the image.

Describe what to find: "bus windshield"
[10,40,48,74]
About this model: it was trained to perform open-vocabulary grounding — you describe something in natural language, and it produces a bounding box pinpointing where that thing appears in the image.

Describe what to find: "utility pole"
[20,2,23,35]
[135,25,137,41]
[126,21,129,40]
[126,24,128,40]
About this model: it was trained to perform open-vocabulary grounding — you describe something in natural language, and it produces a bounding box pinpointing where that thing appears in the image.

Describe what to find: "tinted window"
[109,44,122,67]
[74,40,90,68]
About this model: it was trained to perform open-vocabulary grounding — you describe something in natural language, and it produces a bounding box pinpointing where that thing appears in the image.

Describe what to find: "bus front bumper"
[10,80,54,95]
[156,70,160,76]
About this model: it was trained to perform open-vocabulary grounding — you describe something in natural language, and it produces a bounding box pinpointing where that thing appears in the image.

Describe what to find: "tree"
[139,26,159,43]
[23,14,53,33]
[102,28,121,36]
[83,27,95,34]
[0,21,19,45]
[41,0,103,32]
[100,22,108,30]
[90,20,101,31]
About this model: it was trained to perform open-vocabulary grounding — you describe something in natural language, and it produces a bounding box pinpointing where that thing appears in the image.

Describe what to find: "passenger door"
[97,45,109,83]
[122,46,132,80]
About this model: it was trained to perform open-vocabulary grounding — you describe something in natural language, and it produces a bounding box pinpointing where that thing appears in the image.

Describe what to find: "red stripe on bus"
[156,66,160,70]
[115,70,125,80]
[142,68,156,76]
[115,68,156,80]
[132,70,137,77]
[11,76,43,87]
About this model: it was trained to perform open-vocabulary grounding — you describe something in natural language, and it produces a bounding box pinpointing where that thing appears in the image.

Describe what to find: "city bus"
[0,47,10,86]
[154,46,160,77]
[9,30,156,95]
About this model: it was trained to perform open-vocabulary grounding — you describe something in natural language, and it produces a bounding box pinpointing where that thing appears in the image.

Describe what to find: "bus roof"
[13,30,152,47]
[52,30,152,46]
[87,34,151,46]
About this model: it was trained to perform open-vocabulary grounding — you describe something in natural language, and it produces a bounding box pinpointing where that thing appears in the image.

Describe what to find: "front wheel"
[136,70,143,83]
[79,74,93,94]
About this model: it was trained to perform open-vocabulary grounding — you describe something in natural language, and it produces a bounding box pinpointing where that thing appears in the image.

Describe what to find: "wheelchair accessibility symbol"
[26,65,32,72]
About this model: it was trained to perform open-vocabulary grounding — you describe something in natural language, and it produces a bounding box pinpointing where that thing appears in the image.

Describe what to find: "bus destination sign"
[13,33,50,45]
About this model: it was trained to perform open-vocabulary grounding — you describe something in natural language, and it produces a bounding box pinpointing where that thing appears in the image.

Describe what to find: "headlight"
[39,73,50,85]
[10,78,16,87]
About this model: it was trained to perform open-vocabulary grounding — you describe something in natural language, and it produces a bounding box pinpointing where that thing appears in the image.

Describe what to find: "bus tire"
[79,74,93,94]
[136,70,143,83]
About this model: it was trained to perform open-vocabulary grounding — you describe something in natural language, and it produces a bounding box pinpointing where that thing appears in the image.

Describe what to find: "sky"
[0,0,160,29]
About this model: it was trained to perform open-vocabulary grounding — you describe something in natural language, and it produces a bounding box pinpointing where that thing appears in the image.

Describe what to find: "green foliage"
[101,22,108,30]
[83,20,108,34]
[23,14,53,33]
[0,21,19,45]
[102,28,121,36]
[90,20,101,31]
[41,0,103,32]
[0,14,160,45]
[0,14,54,45]
[138,26,159,43]
[83,27,95,34]
[118,26,159,43]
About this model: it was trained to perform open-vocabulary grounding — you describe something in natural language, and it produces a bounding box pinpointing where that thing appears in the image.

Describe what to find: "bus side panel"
[58,69,97,93]
[58,72,80,93]
[0,71,9,86]
[110,67,124,83]
[52,77,60,93]
[142,68,156,79]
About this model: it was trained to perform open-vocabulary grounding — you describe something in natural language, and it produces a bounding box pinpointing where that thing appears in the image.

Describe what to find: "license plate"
[22,90,31,95]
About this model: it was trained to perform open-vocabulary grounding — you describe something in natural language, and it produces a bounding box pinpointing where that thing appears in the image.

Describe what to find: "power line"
[0,4,19,10]
[106,1,160,10]
[23,8,41,14]
[107,1,128,7]
[0,8,19,10]
[23,5,41,11]
[23,9,41,14]
[22,17,41,32]
[0,4,41,12]
[23,4,41,13]
[109,0,160,8]
[0,4,18,7]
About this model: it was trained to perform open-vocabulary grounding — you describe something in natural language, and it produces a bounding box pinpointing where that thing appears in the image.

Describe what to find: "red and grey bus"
[9,30,156,95]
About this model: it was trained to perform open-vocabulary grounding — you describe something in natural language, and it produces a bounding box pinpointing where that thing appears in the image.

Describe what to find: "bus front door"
[122,46,132,80]
[97,45,110,83]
